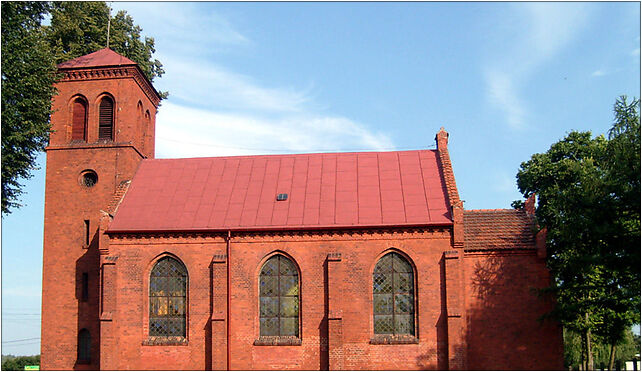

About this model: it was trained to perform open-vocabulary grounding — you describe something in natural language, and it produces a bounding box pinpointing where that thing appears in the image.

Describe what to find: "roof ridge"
[143,149,438,162]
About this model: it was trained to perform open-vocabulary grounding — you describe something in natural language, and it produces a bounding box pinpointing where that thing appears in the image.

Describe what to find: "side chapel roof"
[109,150,453,233]
[463,209,536,251]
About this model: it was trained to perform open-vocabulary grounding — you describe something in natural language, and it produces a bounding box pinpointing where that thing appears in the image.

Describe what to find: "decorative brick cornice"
[58,66,161,107]
[107,226,452,243]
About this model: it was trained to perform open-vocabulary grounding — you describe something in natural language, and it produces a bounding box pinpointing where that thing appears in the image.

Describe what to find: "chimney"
[524,194,536,215]
[435,127,449,151]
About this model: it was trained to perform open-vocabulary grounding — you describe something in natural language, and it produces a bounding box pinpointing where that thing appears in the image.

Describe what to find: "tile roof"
[57,48,137,69]
[108,150,452,233]
[463,209,536,251]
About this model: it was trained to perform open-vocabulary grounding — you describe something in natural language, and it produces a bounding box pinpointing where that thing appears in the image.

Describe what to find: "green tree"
[515,97,641,370]
[1,1,167,214]
[45,2,166,88]
[1,1,58,214]
[1,355,40,371]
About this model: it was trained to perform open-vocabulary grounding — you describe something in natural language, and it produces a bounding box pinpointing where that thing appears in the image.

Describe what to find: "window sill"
[370,334,418,344]
[254,336,302,346]
[142,336,188,346]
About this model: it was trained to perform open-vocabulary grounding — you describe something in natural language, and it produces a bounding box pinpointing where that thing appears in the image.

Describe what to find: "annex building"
[40,48,563,370]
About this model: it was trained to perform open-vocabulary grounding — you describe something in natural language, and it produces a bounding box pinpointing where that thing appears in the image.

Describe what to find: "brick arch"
[256,250,301,278]
[145,251,190,278]
[370,247,417,276]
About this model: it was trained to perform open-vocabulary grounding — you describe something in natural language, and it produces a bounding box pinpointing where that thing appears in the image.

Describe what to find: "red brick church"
[40,49,563,370]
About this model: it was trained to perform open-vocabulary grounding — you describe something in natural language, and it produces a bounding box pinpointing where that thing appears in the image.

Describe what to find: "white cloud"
[591,69,606,77]
[111,3,395,159]
[484,3,591,130]
[155,102,394,159]
[160,57,311,113]
[485,70,525,129]
[111,3,249,57]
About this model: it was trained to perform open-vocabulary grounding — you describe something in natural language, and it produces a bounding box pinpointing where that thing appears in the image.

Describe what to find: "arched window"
[259,254,299,337]
[373,252,415,335]
[71,98,87,141]
[149,257,187,338]
[77,328,91,363]
[98,96,114,140]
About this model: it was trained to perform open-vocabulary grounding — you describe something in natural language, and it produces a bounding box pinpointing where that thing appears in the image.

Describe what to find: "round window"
[79,170,98,188]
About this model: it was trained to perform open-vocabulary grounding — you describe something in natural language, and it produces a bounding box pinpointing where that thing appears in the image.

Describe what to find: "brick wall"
[41,68,155,370]
[104,228,454,370]
[463,251,563,370]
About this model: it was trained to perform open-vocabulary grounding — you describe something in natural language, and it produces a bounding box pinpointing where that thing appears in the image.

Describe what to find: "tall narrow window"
[373,252,415,335]
[98,96,114,140]
[84,220,90,246]
[259,255,299,337]
[71,98,87,141]
[149,257,187,338]
[77,328,91,363]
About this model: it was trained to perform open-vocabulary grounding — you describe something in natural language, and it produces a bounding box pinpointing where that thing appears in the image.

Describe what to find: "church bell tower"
[40,48,160,370]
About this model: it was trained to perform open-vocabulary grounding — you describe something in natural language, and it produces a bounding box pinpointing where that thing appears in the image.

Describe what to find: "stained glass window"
[149,257,187,337]
[373,252,415,335]
[259,255,299,337]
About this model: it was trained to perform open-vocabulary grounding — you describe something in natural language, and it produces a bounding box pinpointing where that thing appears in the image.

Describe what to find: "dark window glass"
[98,97,114,140]
[71,98,87,141]
[149,257,187,337]
[78,328,91,362]
[84,220,90,246]
[373,252,415,335]
[259,255,299,337]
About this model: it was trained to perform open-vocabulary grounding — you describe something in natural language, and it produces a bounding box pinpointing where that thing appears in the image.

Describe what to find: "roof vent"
[276,193,288,201]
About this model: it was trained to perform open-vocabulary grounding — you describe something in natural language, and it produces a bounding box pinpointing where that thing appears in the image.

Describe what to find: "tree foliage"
[1,355,40,371]
[45,2,166,88]
[565,327,640,370]
[1,1,58,214]
[515,96,641,370]
[1,1,166,214]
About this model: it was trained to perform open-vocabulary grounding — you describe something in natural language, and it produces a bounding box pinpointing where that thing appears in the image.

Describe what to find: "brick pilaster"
[211,254,228,370]
[327,253,344,370]
[444,250,466,370]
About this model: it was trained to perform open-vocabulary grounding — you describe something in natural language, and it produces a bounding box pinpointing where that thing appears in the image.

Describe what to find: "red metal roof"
[109,150,452,233]
[464,209,536,250]
[57,48,137,69]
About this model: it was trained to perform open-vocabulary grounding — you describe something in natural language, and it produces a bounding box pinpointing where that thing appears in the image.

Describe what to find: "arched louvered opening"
[71,98,87,141]
[149,256,188,338]
[77,328,91,363]
[259,254,299,337]
[98,96,114,140]
[373,252,415,335]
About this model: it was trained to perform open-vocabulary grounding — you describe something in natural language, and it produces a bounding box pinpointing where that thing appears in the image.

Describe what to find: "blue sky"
[2,2,640,356]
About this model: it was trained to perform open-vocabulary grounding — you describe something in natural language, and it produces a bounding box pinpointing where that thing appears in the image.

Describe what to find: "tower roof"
[57,48,137,69]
